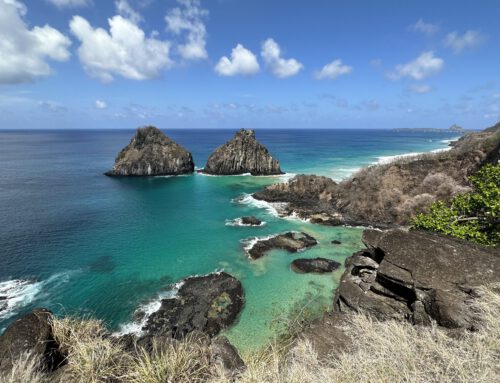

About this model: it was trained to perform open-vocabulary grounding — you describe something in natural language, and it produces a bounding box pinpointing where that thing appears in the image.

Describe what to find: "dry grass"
[126,337,212,383]
[210,283,500,383]
[0,353,46,383]
[51,317,130,382]
[6,284,499,382]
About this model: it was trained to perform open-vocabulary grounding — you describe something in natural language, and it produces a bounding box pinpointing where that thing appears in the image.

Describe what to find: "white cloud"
[410,19,439,36]
[444,30,485,54]
[70,14,172,82]
[214,44,259,76]
[47,0,90,8]
[315,59,352,80]
[115,0,142,24]
[165,0,208,60]
[95,100,107,109]
[0,0,71,84]
[409,84,432,94]
[261,38,303,78]
[388,51,443,81]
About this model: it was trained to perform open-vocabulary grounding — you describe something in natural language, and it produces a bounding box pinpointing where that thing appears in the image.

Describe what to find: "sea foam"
[225,217,266,227]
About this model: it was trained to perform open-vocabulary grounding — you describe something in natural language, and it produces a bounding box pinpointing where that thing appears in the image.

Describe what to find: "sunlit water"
[0,129,459,353]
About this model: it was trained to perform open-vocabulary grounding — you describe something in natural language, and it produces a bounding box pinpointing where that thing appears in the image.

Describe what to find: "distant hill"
[393,124,467,133]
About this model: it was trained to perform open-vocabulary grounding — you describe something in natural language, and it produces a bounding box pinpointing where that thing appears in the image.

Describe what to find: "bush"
[412,164,500,246]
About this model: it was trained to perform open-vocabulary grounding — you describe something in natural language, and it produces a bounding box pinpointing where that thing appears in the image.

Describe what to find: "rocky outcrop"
[143,272,244,339]
[245,232,317,260]
[254,123,500,226]
[203,129,283,176]
[105,126,194,176]
[0,308,63,373]
[334,229,500,328]
[291,258,341,274]
[300,229,500,359]
[240,216,263,226]
[210,336,245,376]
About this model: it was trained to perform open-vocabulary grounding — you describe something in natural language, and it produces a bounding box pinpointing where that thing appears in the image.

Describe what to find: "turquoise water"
[0,129,459,353]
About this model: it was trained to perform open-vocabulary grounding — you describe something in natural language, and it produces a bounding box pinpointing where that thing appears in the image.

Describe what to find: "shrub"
[412,163,500,246]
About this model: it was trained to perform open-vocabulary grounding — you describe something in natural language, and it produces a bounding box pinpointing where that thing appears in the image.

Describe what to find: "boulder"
[334,229,500,328]
[246,232,318,260]
[0,308,63,373]
[143,273,244,339]
[203,129,283,175]
[291,258,341,273]
[210,336,245,376]
[331,240,342,245]
[105,126,194,176]
[240,216,262,226]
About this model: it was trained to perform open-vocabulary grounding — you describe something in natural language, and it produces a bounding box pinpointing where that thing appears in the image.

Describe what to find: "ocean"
[0,129,460,353]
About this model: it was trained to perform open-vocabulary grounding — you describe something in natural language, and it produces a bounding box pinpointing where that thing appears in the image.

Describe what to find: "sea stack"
[203,129,283,175]
[105,126,194,176]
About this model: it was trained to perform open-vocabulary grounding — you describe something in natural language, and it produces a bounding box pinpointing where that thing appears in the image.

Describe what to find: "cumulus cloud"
[261,38,302,78]
[70,14,172,82]
[47,0,90,8]
[315,59,352,80]
[410,19,439,36]
[0,0,71,84]
[388,51,443,81]
[95,100,107,109]
[165,0,208,60]
[409,84,432,94]
[115,0,142,24]
[444,30,485,54]
[214,44,259,76]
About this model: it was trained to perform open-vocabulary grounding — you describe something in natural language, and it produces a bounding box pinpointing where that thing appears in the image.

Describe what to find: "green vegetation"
[413,163,500,246]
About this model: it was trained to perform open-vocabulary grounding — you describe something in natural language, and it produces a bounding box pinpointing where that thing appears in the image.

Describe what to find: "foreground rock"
[143,272,244,339]
[245,232,317,260]
[335,229,500,327]
[291,258,341,273]
[105,126,194,176]
[0,308,62,373]
[203,129,283,175]
[254,123,500,226]
[240,216,262,226]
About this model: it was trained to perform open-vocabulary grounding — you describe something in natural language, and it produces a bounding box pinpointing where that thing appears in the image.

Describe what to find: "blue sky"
[0,0,499,130]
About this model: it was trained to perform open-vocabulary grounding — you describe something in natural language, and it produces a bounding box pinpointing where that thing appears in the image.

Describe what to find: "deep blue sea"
[0,129,460,352]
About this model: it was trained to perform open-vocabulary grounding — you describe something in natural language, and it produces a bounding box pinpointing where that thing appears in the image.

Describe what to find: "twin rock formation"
[106,127,282,177]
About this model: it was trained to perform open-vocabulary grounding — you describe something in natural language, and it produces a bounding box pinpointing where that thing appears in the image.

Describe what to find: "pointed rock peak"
[105,126,194,177]
[235,128,256,139]
[203,129,283,176]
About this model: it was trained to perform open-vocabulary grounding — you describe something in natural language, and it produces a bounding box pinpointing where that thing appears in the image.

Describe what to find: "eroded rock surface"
[335,229,500,327]
[291,258,341,274]
[245,232,317,260]
[240,216,262,226]
[105,126,194,176]
[203,129,282,175]
[143,272,244,339]
[0,308,63,373]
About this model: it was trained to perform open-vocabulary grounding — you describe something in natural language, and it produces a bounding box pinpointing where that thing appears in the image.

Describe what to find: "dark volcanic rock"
[300,229,500,360]
[291,258,341,273]
[105,126,194,176]
[203,129,283,175]
[331,240,342,245]
[334,229,500,327]
[143,272,244,339]
[0,308,63,373]
[240,216,262,226]
[246,232,318,260]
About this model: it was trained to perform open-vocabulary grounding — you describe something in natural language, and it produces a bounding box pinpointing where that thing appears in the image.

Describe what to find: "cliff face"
[300,228,500,359]
[203,129,283,175]
[105,126,195,176]
[254,122,500,226]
